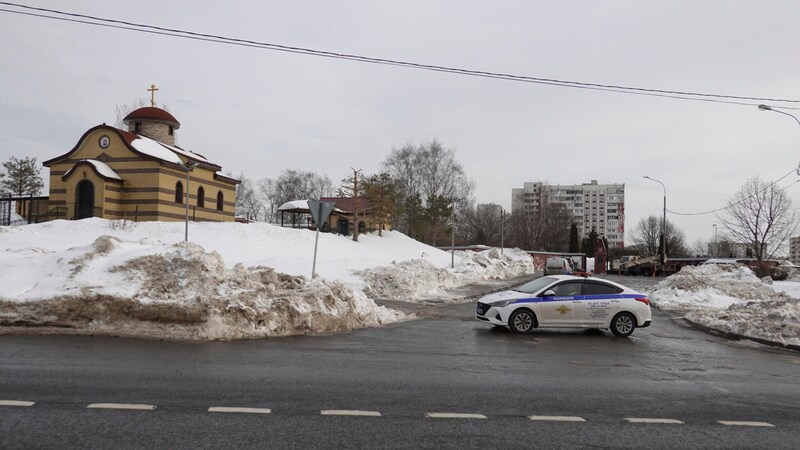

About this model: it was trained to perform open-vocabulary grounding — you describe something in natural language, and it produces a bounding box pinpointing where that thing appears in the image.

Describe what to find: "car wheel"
[610,312,636,337]
[509,309,536,334]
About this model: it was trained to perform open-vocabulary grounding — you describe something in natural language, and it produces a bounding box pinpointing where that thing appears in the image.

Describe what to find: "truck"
[616,255,659,276]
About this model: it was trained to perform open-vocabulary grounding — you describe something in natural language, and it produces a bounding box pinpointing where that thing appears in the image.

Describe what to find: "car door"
[538,280,583,327]
[579,280,623,327]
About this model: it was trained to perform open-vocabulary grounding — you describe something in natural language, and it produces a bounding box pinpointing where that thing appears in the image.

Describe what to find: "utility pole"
[351,168,362,242]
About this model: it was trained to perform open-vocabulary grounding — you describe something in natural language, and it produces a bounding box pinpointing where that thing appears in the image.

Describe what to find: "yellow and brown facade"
[42,106,238,222]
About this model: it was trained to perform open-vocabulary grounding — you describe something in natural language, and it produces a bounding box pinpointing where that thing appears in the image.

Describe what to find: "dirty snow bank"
[650,264,800,346]
[0,236,402,339]
[356,248,534,301]
[0,220,532,340]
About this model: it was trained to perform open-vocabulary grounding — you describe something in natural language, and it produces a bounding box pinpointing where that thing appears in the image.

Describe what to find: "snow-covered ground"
[649,264,800,347]
[0,219,533,340]
[2,219,798,346]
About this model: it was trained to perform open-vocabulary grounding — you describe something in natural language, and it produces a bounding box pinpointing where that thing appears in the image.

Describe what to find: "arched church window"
[175,182,184,204]
[217,191,224,211]
[197,186,205,208]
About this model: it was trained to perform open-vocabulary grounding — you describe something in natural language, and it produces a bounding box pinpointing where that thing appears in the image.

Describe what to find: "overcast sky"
[2,1,799,250]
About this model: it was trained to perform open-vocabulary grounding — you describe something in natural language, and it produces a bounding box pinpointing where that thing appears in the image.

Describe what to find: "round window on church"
[99,135,110,148]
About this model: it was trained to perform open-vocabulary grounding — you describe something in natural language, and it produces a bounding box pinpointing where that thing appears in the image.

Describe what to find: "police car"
[475,275,651,336]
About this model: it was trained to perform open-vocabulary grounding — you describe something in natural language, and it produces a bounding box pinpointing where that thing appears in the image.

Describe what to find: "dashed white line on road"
[426,413,487,419]
[321,410,381,417]
[0,400,35,407]
[208,407,272,414]
[528,415,586,422]
[718,421,775,427]
[625,418,684,424]
[86,403,156,411]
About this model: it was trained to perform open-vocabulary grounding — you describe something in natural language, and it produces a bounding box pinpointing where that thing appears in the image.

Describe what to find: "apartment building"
[790,236,800,265]
[511,180,625,249]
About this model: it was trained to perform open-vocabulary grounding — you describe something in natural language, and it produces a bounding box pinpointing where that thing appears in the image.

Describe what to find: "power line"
[2,1,800,109]
[666,170,799,216]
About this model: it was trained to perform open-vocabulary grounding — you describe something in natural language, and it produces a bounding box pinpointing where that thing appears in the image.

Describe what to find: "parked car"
[543,257,574,275]
[475,275,652,336]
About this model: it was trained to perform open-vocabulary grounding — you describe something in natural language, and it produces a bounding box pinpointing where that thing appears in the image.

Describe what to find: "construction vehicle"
[612,255,709,276]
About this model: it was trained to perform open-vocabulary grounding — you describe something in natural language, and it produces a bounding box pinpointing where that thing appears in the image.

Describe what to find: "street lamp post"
[643,175,667,264]
[712,223,718,257]
[500,207,505,256]
[758,104,800,176]
[184,161,197,242]
[451,197,457,269]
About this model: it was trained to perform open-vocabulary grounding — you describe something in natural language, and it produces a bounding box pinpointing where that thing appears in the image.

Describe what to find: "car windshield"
[513,276,557,294]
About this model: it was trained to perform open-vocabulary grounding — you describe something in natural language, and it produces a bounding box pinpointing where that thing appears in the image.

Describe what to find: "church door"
[76,180,95,219]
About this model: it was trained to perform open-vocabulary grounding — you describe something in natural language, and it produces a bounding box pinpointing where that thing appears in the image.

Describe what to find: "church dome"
[123,107,180,129]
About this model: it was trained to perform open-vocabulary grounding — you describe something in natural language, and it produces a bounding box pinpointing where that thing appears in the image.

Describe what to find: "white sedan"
[476,275,652,336]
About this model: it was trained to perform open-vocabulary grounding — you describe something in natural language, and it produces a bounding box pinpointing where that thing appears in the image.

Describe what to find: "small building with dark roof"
[42,100,239,222]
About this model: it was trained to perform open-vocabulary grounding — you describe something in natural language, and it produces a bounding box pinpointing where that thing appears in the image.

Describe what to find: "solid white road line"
[86,403,156,411]
[528,415,586,422]
[320,410,381,417]
[426,413,487,419]
[625,418,684,424]
[208,407,272,414]
[718,421,775,427]
[0,400,35,407]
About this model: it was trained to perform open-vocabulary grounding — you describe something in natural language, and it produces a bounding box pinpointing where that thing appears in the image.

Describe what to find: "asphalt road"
[1,275,799,449]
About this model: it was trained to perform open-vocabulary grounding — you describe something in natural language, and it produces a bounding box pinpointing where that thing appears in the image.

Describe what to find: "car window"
[549,281,583,297]
[514,276,558,294]
[584,281,623,295]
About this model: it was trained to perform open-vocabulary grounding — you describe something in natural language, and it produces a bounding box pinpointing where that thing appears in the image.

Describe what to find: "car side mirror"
[540,290,555,297]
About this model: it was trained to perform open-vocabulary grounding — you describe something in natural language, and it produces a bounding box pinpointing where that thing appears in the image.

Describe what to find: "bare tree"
[273,170,334,207]
[258,178,280,223]
[630,216,690,258]
[235,176,267,221]
[506,203,572,251]
[690,238,709,257]
[382,140,474,244]
[717,176,799,275]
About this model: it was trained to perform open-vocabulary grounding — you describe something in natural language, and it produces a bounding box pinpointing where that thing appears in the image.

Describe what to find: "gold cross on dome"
[147,84,159,107]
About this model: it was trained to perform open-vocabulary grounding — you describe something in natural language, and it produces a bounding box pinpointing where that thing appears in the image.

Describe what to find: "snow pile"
[0,219,533,340]
[0,236,402,339]
[650,264,800,346]
[357,248,533,300]
[650,264,781,310]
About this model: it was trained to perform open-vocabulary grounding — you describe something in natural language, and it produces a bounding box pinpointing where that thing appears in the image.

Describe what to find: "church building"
[42,89,239,222]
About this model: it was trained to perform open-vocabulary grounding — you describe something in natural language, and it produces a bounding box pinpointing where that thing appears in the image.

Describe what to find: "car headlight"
[491,300,514,307]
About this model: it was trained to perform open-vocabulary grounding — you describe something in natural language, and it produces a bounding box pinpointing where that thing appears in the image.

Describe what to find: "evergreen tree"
[568,223,579,252]
[1,156,44,196]
[582,228,598,257]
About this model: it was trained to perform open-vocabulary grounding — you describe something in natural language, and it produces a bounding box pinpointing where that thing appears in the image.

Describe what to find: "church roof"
[62,159,123,181]
[123,107,180,128]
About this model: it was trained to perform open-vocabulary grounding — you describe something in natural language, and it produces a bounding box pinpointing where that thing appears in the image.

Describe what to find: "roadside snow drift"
[0,219,534,340]
[650,264,800,347]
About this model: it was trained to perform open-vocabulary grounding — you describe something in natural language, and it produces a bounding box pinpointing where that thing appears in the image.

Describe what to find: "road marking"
[86,403,156,411]
[625,418,684,424]
[208,407,272,414]
[0,400,35,407]
[528,415,586,422]
[718,421,775,427]
[426,413,487,419]
[321,410,381,417]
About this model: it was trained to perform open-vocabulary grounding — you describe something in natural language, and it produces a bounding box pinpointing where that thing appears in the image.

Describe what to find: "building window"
[197,187,205,208]
[217,191,224,211]
[175,182,184,204]
[168,126,174,136]
[135,121,142,132]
